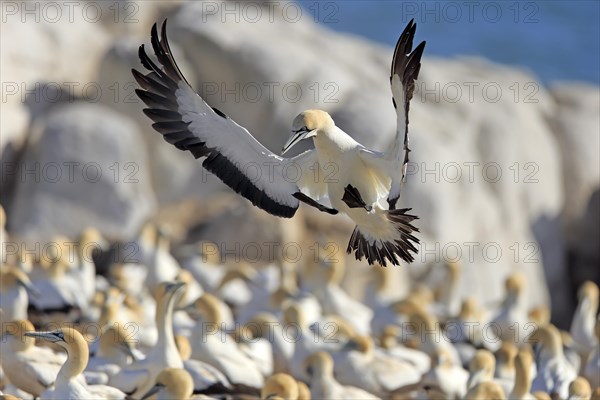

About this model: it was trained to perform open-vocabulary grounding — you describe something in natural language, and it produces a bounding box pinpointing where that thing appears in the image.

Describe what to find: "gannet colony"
[1,2,599,400]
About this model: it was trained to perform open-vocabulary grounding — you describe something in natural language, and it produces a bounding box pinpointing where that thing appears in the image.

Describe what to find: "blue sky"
[297,1,600,85]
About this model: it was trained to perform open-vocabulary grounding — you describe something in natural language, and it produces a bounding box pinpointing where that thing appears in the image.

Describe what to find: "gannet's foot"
[342,185,372,211]
[293,192,338,215]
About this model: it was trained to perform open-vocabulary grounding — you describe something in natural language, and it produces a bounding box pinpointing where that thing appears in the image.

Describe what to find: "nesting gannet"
[0,266,38,322]
[0,320,65,397]
[187,293,264,390]
[570,281,599,357]
[466,349,512,396]
[304,352,380,399]
[379,325,430,374]
[331,335,421,397]
[174,335,233,394]
[452,297,489,349]
[509,349,536,400]
[28,243,83,322]
[421,348,469,399]
[531,324,578,399]
[179,242,225,292]
[285,303,337,382]
[234,324,274,378]
[406,308,461,366]
[109,282,185,399]
[132,20,425,266]
[245,313,295,375]
[464,381,506,400]
[364,267,405,336]
[261,373,299,400]
[568,377,592,400]
[302,256,372,335]
[490,272,530,344]
[24,327,126,399]
[216,264,268,324]
[466,350,497,389]
[140,368,194,400]
[85,324,136,381]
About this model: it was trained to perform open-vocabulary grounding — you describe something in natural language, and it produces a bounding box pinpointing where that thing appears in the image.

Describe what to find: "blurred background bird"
[0,1,598,399]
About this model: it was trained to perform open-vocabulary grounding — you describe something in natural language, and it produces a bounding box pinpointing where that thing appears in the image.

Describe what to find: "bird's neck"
[155,294,179,362]
[59,341,89,381]
[512,361,532,396]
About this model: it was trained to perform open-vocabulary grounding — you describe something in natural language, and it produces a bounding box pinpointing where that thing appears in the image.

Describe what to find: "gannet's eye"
[306,365,314,377]
[54,331,65,342]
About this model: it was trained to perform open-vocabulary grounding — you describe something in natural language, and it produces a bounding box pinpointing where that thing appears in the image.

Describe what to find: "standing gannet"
[531,324,578,399]
[490,272,530,344]
[72,228,108,308]
[132,20,425,266]
[0,320,66,397]
[509,349,536,400]
[109,281,186,399]
[24,327,126,399]
[0,266,38,322]
[304,352,380,399]
[570,281,599,358]
[136,224,181,294]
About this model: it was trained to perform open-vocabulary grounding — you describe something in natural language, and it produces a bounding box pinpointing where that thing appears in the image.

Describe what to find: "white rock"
[7,102,157,241]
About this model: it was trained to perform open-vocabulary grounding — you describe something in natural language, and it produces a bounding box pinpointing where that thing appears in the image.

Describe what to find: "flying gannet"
[132,20,425,266]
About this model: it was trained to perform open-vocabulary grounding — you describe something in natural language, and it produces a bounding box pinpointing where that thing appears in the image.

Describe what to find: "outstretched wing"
[361,19,425,210]
[388,19,426,208]
[132,21,325,218]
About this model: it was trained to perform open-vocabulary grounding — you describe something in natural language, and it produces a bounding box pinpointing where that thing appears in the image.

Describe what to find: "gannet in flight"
[133,20,425,266]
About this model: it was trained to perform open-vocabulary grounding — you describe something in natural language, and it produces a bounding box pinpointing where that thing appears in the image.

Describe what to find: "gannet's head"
[468,349,495,377]
[261,373,299,400]
[304,351,334,378]
[569,377,592,400]
[282,109,334,155]
[142,368,194,400]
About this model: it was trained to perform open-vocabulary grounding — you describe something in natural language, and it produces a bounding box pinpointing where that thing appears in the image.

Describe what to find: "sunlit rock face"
[1,1,597,326]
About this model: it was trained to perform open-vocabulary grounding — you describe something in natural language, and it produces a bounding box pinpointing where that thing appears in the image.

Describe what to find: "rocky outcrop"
[1,1,597,325]
[6,103,157,242]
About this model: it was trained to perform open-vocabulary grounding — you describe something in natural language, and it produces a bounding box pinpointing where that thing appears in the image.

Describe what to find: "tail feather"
[346,208,419,266]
